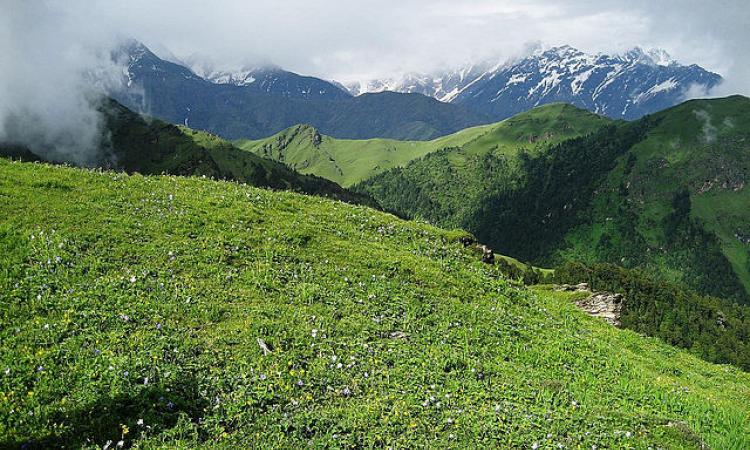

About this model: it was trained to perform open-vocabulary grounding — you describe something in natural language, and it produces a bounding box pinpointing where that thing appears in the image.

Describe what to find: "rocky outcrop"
[555,284,625,327]
[575,292,624,327]
[556,283,590,292]
[457,235,495,264]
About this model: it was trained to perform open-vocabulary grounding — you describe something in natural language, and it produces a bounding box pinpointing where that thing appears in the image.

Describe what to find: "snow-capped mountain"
[189,64,351,101]
[343,45,722,120]
[110,41,487,141]
[343,63,493,102]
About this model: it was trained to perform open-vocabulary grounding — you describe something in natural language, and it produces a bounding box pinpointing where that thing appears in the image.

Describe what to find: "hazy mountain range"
[115,42,722,141]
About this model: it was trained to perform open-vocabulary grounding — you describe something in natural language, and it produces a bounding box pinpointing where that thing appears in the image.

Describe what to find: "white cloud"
[0,1,126,164]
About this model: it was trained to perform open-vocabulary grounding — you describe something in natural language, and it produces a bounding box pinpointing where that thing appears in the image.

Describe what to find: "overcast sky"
[61,0,750,88]
[1,0,748,161]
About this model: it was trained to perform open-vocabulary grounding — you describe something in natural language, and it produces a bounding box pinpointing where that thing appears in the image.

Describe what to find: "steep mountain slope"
[237,103,609,187]
[348,46,721,121]
[114,42,489,140]
[0,99,373,206]
[454,46,721,121]
[357,96,750,303]
[191,64,351,101]
[343,62,492,102]
[2,159,750,448]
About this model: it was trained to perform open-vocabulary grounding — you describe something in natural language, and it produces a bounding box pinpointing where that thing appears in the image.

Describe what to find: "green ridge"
[357,96,750,302]
[236,103,609,187]
[1,99,374,207]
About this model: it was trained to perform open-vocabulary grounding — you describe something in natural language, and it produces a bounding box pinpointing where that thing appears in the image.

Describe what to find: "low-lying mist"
[0,2,126,166]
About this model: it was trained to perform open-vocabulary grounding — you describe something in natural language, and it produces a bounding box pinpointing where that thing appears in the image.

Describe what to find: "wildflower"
[36,366,44,372]
[532,443,539,450]
[259,373,267,381]
[43,324,49,330]
[296,380,304,387]
[166,401,175,410]
[625,432,632,438]
[3,368,9,375]
[311,329,318,338]
[143,377,149,385]
[116,440,124,448]
[103,440,113,449]
[156,323,162,330]
[137,418,144,426]
[341,387,351,397]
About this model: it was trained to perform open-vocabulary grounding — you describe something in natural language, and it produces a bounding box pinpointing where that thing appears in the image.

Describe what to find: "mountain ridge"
[355,95,750,303]
[343,45,722,121]
[236,103,609,187]
[113,42,491,141]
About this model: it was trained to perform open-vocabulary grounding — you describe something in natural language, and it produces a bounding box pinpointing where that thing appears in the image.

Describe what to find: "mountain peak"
[621,47,675,66]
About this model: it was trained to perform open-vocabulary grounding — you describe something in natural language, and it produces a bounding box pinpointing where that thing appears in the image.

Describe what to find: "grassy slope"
[236,103,608,187]
[1,159,749,449]
[0,99,373,208]
[561,95,750,297]
[236,123,495,187]
[103,100,375,207]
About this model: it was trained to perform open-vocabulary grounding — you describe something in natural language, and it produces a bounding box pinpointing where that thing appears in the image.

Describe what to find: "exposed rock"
[575,292,625,327]
[555,283,590,292]
[312,130,323,148]
[257,338,273,355]
[389,331,409,340]
[477,244,495,264]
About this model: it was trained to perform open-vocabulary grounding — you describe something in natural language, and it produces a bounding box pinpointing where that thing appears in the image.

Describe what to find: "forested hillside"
[358,96,750,303]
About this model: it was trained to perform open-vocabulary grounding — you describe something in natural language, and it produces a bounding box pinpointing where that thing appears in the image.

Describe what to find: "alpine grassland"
[1,158,749,448]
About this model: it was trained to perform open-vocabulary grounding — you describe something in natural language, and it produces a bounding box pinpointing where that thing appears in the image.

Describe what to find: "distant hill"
[356,96,750,303]
[236,122,496,187]
[0,99,374,206]
[113,42,489,141]
[236,103,608,187]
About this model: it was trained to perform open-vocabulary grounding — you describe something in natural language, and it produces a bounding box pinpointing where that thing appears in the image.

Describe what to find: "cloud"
[74,0,746,94]
[0,1,126,165]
